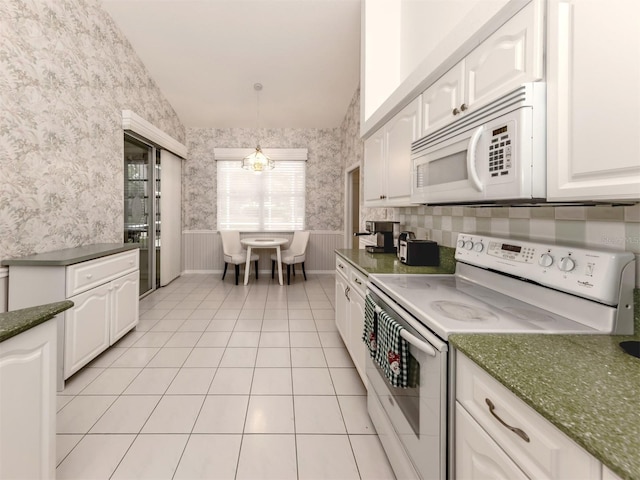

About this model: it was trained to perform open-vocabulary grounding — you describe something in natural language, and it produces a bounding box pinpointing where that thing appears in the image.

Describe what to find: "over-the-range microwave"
[411,83,546,205]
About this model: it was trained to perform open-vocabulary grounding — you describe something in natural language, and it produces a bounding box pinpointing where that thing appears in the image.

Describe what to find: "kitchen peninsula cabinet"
[421,0,543,137]
[0,301,73,480]
[364,97,421,207]
[3,244,139,387]
[546,0,640,201]
[335,255,367,384]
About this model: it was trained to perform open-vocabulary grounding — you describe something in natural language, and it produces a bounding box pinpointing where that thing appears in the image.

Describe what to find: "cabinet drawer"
[335,256,350,279]
[456,352,601,480]
[349,268,367,298]
[66,250,139,297]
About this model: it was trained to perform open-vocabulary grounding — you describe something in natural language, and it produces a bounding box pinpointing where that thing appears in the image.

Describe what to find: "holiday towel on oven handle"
[364,294,410,388]
[363,294,378,355]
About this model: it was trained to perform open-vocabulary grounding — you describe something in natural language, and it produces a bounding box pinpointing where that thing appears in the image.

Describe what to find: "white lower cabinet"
[455,351,602,480]
[0,319,57,479]
[8,249,139,385]
[456,404,528,479]
[335,255,367,385]
[65,270,138,378]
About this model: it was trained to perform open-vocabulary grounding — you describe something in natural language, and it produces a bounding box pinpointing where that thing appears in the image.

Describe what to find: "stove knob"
[538,253,554,268]
[457,239,465,249]
[473,242,484,252]
[558,256,576,272]
[464,241,473,250]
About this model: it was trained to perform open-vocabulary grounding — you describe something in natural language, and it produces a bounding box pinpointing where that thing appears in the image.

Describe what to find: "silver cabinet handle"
[485,398,530,442]
[354,278,362,286]
[460,103,468,112]
[345,286,350,301]
[452,107,460,115]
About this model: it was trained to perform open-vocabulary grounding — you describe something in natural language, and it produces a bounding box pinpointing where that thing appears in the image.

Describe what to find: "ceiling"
[101,0,362,130]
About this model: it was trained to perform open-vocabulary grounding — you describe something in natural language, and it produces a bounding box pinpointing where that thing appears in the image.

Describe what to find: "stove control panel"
[455,234,635,306]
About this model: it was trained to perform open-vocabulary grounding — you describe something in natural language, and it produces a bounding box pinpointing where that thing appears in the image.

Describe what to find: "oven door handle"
[400,329,437,357]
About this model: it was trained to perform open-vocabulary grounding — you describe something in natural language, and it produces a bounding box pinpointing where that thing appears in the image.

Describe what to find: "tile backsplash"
[392,203,640,286]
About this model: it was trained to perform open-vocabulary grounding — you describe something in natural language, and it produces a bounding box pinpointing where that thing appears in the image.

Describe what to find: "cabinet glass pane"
[124,135,153,296]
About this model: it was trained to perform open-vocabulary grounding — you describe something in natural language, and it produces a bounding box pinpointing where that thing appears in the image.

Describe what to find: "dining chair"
[271,231,310,285]
[220,230,258,285]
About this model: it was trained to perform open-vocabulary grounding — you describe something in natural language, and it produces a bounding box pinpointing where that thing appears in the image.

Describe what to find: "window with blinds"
[217,160,306,231]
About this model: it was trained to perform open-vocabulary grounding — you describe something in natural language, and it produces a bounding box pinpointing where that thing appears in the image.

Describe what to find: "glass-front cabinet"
[124,134,160,296]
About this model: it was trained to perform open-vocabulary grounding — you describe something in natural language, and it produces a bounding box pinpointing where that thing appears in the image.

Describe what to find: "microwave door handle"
[400,329,436,357]
[467,126,484,192]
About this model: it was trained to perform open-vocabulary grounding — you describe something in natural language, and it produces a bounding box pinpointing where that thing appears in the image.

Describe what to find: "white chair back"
[220,230,243,256]
[289,231,310,258]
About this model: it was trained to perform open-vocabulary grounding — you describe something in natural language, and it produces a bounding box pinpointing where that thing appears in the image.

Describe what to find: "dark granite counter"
[335,246,456,276]
[450,291,640,480]
[0,301,74,343]
[1,243,139,267]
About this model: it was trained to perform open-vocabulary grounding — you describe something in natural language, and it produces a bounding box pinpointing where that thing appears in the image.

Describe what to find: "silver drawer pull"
[354,278,362,285]
[85,274,93,279]
[485,398,530,443]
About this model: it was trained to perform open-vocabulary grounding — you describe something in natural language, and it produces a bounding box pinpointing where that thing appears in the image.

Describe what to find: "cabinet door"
[363,128,386,204]
[0,320,56,480]
[385,97,421,205]
[65,283,111,378]
[546,0,640,201]
[465,1,543,111]
[421,62,465,136]
[456,403,529,480]
[335,271,350,344]
[348,289,367,386]
[111,271,140,343]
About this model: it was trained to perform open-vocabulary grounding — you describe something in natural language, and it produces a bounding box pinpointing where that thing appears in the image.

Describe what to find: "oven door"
[366,284,448,480]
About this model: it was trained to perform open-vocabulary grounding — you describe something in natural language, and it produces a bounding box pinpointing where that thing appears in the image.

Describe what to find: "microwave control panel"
[487,123,513,179]
[455,234,635,306]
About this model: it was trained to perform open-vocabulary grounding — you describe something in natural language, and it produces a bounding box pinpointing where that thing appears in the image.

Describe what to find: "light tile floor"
[56,273,396,479]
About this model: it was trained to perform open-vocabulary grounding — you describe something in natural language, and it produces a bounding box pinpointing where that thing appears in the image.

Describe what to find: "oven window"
[374,354,421,436]
[420,151,468,186]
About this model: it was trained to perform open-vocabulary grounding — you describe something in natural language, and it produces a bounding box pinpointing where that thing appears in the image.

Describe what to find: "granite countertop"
[450,291,640,480]
[335,246,456,276]
[0,301,74,343]
[1,243,139,266]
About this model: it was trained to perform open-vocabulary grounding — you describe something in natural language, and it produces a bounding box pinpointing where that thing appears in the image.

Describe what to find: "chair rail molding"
[122,110,187,158]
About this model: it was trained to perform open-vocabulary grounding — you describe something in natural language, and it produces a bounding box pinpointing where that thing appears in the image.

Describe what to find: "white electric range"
[365,234,636,480]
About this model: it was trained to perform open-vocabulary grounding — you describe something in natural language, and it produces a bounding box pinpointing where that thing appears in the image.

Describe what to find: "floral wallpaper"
[0,0,184,261]
[184,127,343,232]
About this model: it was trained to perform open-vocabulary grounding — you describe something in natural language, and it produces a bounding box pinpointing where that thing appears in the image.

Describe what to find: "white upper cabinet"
[361,0,512,137]
[546,0,640,201]
[421,63,466,135]
[364,97,421,207]
[421,0,544,137]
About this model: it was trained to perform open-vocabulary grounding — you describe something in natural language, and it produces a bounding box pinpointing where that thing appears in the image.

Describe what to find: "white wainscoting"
[182,230,344,274]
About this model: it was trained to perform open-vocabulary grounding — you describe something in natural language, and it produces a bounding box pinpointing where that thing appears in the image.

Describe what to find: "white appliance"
[411,83,546,205]
[366,234,635,480]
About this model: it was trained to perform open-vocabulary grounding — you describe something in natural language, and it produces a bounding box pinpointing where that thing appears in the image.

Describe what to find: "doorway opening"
[345,165,360,248]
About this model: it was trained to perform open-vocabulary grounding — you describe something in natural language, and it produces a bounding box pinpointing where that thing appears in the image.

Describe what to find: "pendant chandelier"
[242,83,274,172]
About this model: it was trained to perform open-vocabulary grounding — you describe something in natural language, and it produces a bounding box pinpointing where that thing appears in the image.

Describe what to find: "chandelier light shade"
[241,144,274,172]
[242,83,274,172]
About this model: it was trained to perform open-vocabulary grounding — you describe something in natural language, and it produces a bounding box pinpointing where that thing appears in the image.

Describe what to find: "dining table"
[240,237,289,286]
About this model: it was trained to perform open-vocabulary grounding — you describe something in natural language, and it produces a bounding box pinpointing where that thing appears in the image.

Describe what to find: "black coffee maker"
[354,221,399,253]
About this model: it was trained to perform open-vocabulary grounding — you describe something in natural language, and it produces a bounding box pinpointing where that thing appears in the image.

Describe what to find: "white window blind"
[217,160,306,231]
